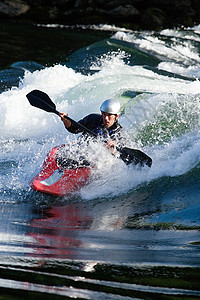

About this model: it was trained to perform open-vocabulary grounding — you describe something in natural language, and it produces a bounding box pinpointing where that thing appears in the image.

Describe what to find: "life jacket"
[67,113,122,141]
[93,118,122,141]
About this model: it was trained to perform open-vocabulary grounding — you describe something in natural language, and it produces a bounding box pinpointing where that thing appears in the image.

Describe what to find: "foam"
[0,29,200,199]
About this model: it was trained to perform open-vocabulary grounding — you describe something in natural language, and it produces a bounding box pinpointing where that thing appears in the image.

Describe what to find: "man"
[59,99,152,167]
[59,99,123,152]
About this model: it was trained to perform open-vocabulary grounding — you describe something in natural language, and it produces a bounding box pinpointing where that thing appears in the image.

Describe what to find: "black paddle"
[26,90,152,167]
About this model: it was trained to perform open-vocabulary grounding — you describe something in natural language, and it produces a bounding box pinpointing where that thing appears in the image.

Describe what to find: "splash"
[0,27,200,200]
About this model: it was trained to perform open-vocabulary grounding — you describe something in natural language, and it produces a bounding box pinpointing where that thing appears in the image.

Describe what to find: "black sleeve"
[67,114,101,134]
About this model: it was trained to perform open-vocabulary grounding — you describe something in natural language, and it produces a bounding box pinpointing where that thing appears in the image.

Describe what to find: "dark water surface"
[0,21,110,92]
[0,21,110,69]
[0,21,200,299]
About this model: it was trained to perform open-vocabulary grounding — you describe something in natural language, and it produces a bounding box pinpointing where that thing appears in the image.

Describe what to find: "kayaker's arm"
[59,113,102,135]
[59,112,83,134]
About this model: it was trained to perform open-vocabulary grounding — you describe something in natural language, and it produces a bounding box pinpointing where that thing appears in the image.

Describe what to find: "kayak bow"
[30,145,91,197]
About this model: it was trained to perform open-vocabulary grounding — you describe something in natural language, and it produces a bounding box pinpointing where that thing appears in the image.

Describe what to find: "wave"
[0,24,199,201]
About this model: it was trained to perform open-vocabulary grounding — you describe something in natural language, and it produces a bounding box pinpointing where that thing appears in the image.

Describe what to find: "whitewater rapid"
[0,25,200,200]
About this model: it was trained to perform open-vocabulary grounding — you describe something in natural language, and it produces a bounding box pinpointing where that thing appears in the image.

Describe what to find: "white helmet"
[100,99,121,115]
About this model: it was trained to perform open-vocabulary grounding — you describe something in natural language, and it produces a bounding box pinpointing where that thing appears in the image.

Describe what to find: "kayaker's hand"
[59,112,71,129]
[105,140,115,154]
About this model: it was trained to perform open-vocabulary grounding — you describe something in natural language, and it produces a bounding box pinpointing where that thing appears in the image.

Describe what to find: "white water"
[0,27,200,200]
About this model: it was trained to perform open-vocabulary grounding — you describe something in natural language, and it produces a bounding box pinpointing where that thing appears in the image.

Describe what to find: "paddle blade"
[26,90,58,114]
[119,147,152,167]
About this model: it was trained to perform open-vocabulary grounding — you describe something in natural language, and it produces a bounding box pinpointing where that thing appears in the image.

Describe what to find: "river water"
[0,21,200,299]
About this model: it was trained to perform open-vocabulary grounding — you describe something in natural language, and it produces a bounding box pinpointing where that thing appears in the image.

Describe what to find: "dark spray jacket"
[67,113,123,144]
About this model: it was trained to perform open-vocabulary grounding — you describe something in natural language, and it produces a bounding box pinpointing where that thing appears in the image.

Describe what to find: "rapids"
[0,22,200,299]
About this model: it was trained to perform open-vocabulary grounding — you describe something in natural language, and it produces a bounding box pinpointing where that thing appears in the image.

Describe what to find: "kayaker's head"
[100,99,121,128]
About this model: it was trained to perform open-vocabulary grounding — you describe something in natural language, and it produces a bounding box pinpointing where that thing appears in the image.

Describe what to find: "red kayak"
[30,145,92,197]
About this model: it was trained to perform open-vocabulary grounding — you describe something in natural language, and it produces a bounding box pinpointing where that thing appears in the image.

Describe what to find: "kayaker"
[59,99,124,151]
[26,90,152,167]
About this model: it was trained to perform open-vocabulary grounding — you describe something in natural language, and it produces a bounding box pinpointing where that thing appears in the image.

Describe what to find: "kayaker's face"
[102,112,119,128]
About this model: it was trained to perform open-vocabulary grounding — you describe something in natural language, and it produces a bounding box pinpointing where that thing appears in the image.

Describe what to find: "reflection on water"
[10,189,196,266]
[0,189,200,298]
[28,204,93,259]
